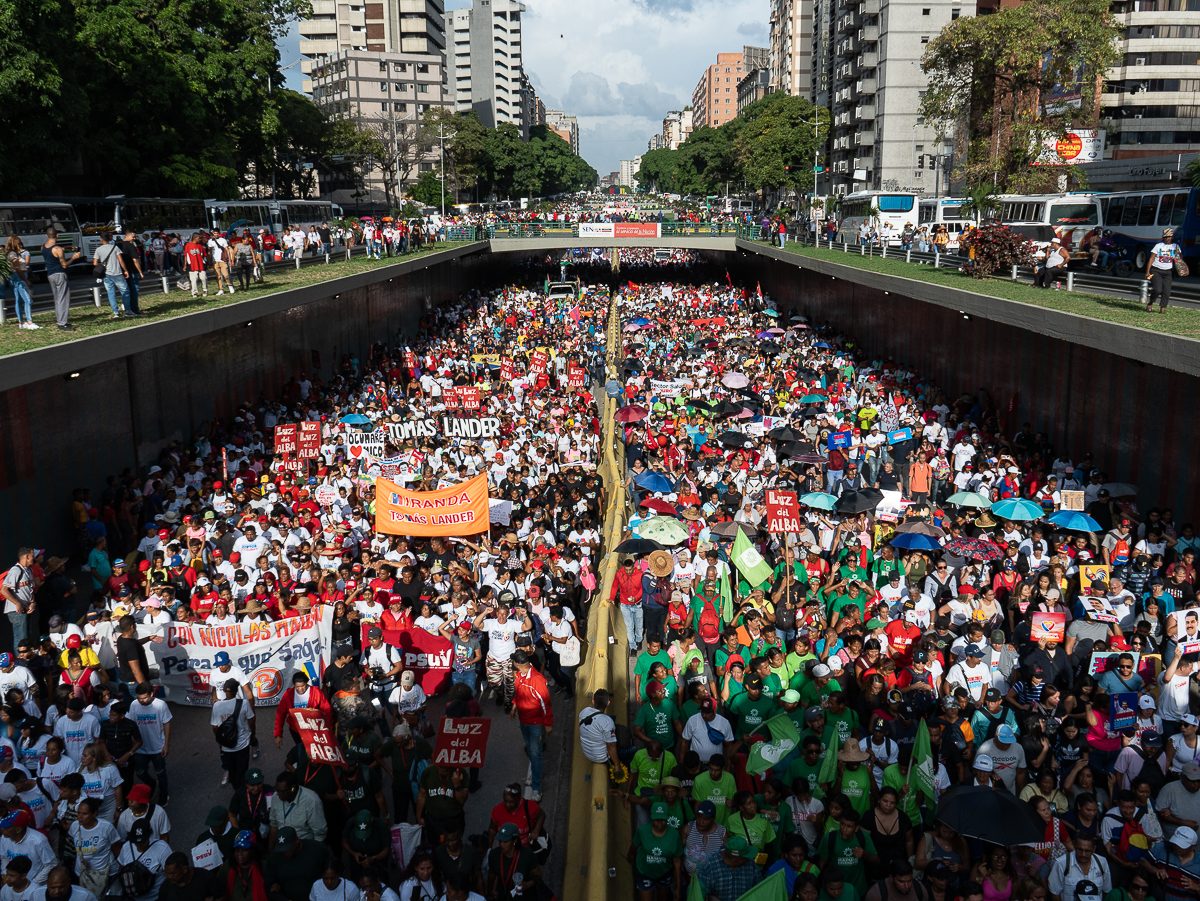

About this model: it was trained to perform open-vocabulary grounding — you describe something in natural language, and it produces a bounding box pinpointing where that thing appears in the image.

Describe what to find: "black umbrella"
[614,538,665,555]
[935,785,1045,845]
[687,399,716,413]
[737,388,764,403]
[712,401,745,418]
[776,441,808,458]
[759,340,783,356]
[726,337,752,348]
[835,488,885,514]
[709,520,758,539]
[717,431,756,449]
[621,358,643,372]
[768,426,801,442]
[685,346,708,358]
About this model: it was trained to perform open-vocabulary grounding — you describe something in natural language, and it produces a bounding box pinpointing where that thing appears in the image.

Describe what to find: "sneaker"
[252,744,260,759]
[18,323,31,330]
[191,292,198,298]
[202,292,208,297]
[27,322,40,329]
[216,289,224,295]
[228,286,235,293]
[111,314,122,319]
[58,324,75,331]
[629,648,638,657]
[220,772,229,786]
[530,790,542,802]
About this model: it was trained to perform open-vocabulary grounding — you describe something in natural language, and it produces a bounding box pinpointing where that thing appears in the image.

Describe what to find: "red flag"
[725,270,732,286]
[628,281,640,290]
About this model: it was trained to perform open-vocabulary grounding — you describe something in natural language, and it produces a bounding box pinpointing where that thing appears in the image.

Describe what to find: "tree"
[919,0,1120,191]
[408,170,453,209]
[733,92,829,193]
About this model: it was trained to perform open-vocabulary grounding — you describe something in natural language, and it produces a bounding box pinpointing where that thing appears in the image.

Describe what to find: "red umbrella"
[615,405,648,422]
[640,499,679,516]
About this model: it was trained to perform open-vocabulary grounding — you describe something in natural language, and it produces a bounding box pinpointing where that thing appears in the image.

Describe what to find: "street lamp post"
[436,123,457,219]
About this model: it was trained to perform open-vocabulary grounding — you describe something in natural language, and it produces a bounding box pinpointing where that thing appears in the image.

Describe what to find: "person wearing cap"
[626,799,684,899]
[486,822,540,900]
[679,698,735,768]
[944,643,989,708]
[969,688,1020,750]
[359,627,402,723]
[192,804,238,866]
[695,834,761,901]
[262,824,331,901]
[212,678,255,789]
[1048,833,1110,901]
[341,809,390,875]
[634,678,681,754]
[116,782,170,843]
[273,672,332,751]
[113,817,171,901]
[487,782,546,852]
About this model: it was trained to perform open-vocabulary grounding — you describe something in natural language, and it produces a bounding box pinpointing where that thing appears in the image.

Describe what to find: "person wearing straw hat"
[644,551,676,643]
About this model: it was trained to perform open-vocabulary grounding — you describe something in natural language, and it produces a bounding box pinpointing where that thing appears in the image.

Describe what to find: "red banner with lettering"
[361,625,452,694]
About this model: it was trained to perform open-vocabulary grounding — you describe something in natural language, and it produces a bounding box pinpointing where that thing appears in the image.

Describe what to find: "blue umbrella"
[814,341,832,349]
[762,309,780,318]
[891,532,943,551]
[630,317,650,326]
[1048,510,1103,532]
[634,471,673,494]
[800,492,838,511]
[991,498,1045,521]
[340,414,372,425]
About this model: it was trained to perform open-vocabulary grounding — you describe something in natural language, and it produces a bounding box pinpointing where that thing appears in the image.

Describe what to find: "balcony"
[836,36,859,57]
[856,76,878,95]
[855,127,875,144]
[855,102,876,120]
[862,0,880,13]
[858,23,879,41]
[837,12,860,33]
[859,50,879,68]
[853,155,874,170]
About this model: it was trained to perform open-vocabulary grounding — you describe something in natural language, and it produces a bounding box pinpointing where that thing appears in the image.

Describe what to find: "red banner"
[458,386,480,410]
[529,350,549,374]
[568,365,587,389]
[434,717,492,767]
[362,625,453,695]
[402,351,415,369]
[500,359,514,382]
[442,387,459,410]
[298,422,321,459]
[765,489,802,533]
[1030,611,1066,643]
[274,424,297,455]
[614,223,660,238]
[289,707,345,765]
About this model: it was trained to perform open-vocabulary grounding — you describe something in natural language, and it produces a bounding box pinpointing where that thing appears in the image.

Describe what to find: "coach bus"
[70,197,208,258]
[998,192,1102,251]
[836,191,918,245]
[1097,188,1199,271]
[917,197,971,250]
[0,202,82,277]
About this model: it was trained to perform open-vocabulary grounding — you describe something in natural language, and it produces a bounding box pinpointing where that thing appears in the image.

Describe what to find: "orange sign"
[1055,134,1083,161]
[374,473,490,536]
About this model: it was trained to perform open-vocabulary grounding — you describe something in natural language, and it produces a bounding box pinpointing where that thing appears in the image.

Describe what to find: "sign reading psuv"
[434,717,492,767]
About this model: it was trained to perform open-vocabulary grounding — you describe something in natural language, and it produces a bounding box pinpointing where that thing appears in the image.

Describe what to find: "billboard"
[1033,129,1106,166]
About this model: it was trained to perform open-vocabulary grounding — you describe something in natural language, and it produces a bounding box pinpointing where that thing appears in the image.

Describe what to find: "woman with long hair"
[397,850,443,901]
[77,742,123,821]
[969,844,1018,901]
[4,236,35,329]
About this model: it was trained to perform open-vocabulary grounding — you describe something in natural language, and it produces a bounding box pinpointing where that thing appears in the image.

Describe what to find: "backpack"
[697,597,721,644]
[214,699,243,748]
[408,751,429,800]
[108,841,158,900]
[873,877,928,901]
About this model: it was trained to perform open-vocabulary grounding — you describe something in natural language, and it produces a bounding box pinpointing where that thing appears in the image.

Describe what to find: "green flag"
[719,565,734,624]
[735,868,788,901]
[817,732,839,788]
[731,530,774,586]
[745,713,802,777]
[688,872,705,901]
[910,717,938,808]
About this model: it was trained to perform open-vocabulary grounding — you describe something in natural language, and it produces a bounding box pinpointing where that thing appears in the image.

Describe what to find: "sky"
[277,0,770,176]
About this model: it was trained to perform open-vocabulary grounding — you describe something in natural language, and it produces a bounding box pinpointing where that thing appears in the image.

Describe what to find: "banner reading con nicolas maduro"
[374,473,490,536]
[150,611,333,706]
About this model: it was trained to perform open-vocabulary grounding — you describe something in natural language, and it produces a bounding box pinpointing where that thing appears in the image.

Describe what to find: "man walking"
[511,650,552,803]
[41,228,80,330]
[92,232,132,319]
[1,548,37,648]
[118,230,144,316]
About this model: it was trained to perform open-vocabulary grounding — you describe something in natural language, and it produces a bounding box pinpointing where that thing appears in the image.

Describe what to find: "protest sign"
[1029,611,1066,643]
[274,424,297,455]
[500,359,515,382]
[347,429,386,460]
[434,717,492,767]
[314,485,339,506]
[1111,693,1138,731]
[442,387,459,410]
[191,839,223,871]
[386,417,502,443]
[1173,610,1200,654]
[1089,650,1141,677]
[887,428,912,445]
[489,498,513,525]
[765,490,801,533]
[290,707,345,765]
[530,350,549,374]
[374,473,489,536]
[402,351,415,369]
[568,366,587,389]
[150,611,332,706]
[298,422,321,459]
[458,386,480,410]
[1061,490,1085,511]
[1080,564,1111,592]
[827,431,852,450]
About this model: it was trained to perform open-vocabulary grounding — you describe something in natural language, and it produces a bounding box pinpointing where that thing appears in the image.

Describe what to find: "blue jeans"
[126,272,141,313]
[6,277,32,323]
[450,669,477,692]
[520,723,544,791]
[775,628,796,648]
[103,273,130,314]
[133,751,169,800]
[621,605,644,650]
[7,612,29,647]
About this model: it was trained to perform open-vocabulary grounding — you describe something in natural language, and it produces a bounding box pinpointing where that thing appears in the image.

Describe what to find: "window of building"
[418,84,428,93]
[382,101,389,110]
[378,61,387,72]
[951,7,960,16]
[921,35,929,42]
[417,63,429,73]
[397,102,408,112]
[394,62,407,72]
[380,81,388,91]
[923,6,930,11]
[351,24,363,31]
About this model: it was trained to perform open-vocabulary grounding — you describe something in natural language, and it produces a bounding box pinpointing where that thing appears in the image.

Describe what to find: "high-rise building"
[691,48,768,129]
[825,0,965,194]
[545,110,580,154]
[619,157,642,188]
[663,109,693,149]
[769,0,814,98]
[446,0,527,131]
[737,68,772,114]
[298,0,446,88]
[647,133,666,151]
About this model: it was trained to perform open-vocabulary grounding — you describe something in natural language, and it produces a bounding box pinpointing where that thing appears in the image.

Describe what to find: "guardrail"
[563,294,631,901]
[737,227,1200,309]
[481,221,739,239]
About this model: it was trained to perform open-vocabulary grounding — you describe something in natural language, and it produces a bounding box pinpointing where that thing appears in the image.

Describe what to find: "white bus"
[72,197,208,258]
[998,192,1102,251]
[836,191,918,245]
[1098,188,1196,271]
[0,202,82,276]
[209,200,337,237]
[917,197,971,250]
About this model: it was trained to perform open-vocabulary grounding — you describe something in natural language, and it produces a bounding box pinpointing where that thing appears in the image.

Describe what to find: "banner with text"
[374,473,490,536]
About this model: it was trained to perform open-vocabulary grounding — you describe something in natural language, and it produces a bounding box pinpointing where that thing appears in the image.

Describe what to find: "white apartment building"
[620,157,642,189]
[663,109,693,149]
[545,109,580,154]
[447,0,527,132]
[298,0,446,89]
[769,0,814,98]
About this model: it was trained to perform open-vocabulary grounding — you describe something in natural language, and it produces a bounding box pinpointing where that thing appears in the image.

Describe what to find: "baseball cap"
[745,674,763,691]
[233,830,255,850]
[367,626,383,638]
[965,644,982,658]
[1075,882,1102,901]
[804,706,824,722]
[1173,827,1198,849]
[696,800,717,818]
[975,754,994,772]
[726,836,752,857]
[812,663,831,678]
[496,823,520,842]
[650,801,669,820]
[277,826,298,845]
[780,690,801,704]
[206,806,230,827]
[985,688,1001,702]
[1185,714,1200,727]
[245,768,264,785]
[214,652,231,666]
[127,784,152,804]
[1139,695,1157,710]
[1182,761,1200,780]
[996,724,1016,743]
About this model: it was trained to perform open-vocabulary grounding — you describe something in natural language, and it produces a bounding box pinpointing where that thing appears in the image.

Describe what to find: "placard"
[402,351,415,369]
[529,350,549,374]
[442,386,459,410]
[827,431,852,450]
[191,838,223,871]
[1089,650,1141,677]
[314,484,339,506]
[500,359,515,382]
[887,428,912,445]
[374,473,490,536]
[433,717,492,767]
[1080,564,1111,592]
[347,429,386,460]
[274,424,298,455]
[568,366,587,389]
[298,422,322,459]
[386,417,502,443]
[1111,693,1138,731]
[765,490,801,533]
[1029,611,1066,643]
[1061,490,1085,511]
[458,386,480,410]
[1172,610,1200,655]
[289,707,345,765]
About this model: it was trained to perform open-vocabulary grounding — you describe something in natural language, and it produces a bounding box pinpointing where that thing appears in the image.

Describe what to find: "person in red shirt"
[183,234,208,297]
[487,783,546,848]
[884,610,922,667]
[104,560,132,598]
[512,651,552,801]
[190,584,218,617]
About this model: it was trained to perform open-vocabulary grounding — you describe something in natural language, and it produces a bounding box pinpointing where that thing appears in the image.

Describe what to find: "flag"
[719,565,734,625]
[568,305,581,326]
[628,281,640,290]
[756,281,763,301]
[543,275,550,295]
[734,868,788,901]
[731,530,774,587]
[688,873,705,901]
[745,714,802,776]
[817,733,839,787]
[909,718,938,807]
[725,270,732,286]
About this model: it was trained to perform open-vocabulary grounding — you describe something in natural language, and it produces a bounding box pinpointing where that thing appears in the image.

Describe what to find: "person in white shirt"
[311,862,363,901]
[206,234,233,296]
[578,690,619,766]
[0,812,57,885]
[1145,227,1181,313]
[679,700,734,764]
[211,679,255,788]
[945,644,990,703]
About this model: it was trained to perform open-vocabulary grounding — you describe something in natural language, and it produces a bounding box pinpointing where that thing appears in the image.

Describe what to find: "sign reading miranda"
[386,416,502,443]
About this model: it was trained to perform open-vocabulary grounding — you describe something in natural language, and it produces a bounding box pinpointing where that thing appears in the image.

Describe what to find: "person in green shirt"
[341,809,391,871]
[763,648,787,698]
[815,809,878,895]
[679,681,712,725]
[785,737,827,798]
[720,656,747,704]
[726,791,779,861]
[817,865,861,901]
[656,777,693,830]
[343,717,384,770]
[633,681,681,751]
[646,664,679,706]
[754,778,795,840]
[798,664,838,708]
[692,754,738,827]
[831,740,873,816]
[826,580,868,627]
[871,547,902,586]
[713,630,743,679]
[634,634,672,701]
[824,692,861,746]
[800,707,838,758]
[881,755,923,824]
[625,742,678,825]
[728,675,778,741]
[627,802,683,899]
[785,639,818,687]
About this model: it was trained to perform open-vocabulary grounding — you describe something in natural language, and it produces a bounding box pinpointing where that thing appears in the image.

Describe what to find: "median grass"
[0,241,474,357]
[774,240,1200,341]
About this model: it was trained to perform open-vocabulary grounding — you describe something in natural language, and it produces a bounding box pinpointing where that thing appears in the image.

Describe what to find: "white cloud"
[278,0,770,174]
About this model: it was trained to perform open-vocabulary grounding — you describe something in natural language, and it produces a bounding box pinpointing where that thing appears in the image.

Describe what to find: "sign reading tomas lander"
[374,473,490,536]
[386,417,502,443]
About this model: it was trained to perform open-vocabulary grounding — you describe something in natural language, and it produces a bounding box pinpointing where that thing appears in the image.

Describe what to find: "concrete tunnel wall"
[727,251,1200,522]
[0,250,493,563]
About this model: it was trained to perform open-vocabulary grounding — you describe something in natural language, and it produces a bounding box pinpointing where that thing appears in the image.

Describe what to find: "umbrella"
[793,453,827,464]
[340,414,372,425]
[790,313,807,321]
[635,517,690,545]
[621,358,643,372]
[944,491,992,508]
[737,388,764,403]
[712,401,745,418]
[622,323,641,332]
[630,317,650,326]
[890,532,943,551]
[1104,482,1139,497]
[836,488,884,514]
[633,471,673,494]
[687,399,716,413]
[800,492,838,511]
[759,341,783,356]
[813,341,832,349]
[709,520,758,539]
[1048,510,1103,532]
[768,426,801,442]
[735,407,757,420]
[615,405,648,422]
[755,331,775,339]
[685,346,708,358]
[721,372,750,389]
[614,537,664,555]
[640,498,679,516]
[717,431,756,449]
[800,394,827,404]
[894,521,946,538]
[944,536,1004,562]
[763,309,779,318]
[776,441,808,458]
[991,498,1044,521]
[936,785,1046,845]
[767,328,786,335]
[726,337,752,348]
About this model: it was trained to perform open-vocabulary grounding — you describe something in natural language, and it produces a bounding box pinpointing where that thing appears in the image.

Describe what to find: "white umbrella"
[721,372,750,389]
[1103,483,1139,498]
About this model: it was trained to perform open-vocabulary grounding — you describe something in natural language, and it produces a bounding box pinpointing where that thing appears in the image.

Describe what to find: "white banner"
[578,223,615,237]
[150,611,333,706]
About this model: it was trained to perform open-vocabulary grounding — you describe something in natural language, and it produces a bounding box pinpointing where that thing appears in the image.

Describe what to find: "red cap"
[158,530,170,539]
[229,552,241,563]
[213,481,223,489]
[212,549,222,558]
[66,635,82,649]
[127,784,152,804]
